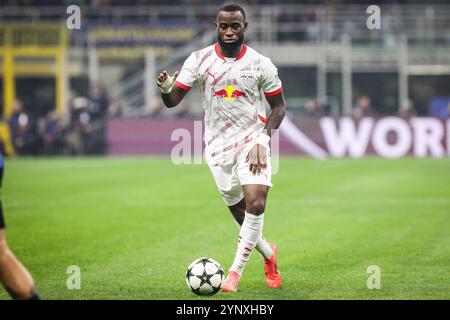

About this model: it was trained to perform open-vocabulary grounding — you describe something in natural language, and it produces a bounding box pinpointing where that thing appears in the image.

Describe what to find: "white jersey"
[175,42,283,165]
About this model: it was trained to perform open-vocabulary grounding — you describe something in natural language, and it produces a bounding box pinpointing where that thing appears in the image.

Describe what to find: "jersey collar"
[215,42,247,61]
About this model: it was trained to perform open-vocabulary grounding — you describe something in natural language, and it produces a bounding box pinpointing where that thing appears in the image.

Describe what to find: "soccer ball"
[185,257,225,296]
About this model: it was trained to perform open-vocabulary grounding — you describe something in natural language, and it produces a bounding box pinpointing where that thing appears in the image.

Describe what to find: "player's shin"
[0,237,39,300]
[234,221,273,260]
[229,211,265,277]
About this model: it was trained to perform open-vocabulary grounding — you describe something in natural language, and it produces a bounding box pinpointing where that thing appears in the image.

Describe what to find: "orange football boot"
[264,243,282,288]
[221,270,240,292]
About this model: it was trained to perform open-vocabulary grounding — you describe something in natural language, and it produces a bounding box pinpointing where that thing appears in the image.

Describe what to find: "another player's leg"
[0,170,39,301]
[0,228,39,300]
[223,184,270,292]
[228,198,274,260]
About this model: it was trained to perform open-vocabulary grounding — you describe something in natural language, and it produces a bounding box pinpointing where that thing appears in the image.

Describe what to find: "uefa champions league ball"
[185,257,225,296]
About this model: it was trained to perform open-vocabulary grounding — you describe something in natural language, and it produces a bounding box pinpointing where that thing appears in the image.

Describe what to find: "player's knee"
[246,198,266,215]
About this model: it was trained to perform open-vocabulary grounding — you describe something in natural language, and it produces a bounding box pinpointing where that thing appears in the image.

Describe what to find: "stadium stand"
[0,1,449,156]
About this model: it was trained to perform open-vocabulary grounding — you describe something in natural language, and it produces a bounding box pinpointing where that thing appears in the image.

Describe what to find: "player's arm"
[246,91,286,175]
[264,91,286,136]
[156,70,189,108]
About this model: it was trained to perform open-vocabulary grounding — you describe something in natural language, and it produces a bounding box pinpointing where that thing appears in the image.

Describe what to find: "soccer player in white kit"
[157,4,286,292]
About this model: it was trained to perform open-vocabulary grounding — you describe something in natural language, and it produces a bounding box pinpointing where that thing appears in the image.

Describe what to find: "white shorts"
[205,152,273,206]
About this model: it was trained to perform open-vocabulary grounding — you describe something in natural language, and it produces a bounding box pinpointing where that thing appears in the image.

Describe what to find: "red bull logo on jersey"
[214,86,246,101]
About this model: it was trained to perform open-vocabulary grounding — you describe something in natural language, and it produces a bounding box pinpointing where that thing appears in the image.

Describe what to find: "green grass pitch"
[0,157,449,300]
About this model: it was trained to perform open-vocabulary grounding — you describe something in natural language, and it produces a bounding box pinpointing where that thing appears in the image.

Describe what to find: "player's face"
[216,11,247,51]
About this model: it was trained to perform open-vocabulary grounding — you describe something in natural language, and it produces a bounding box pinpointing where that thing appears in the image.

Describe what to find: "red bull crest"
[214,86,246,101]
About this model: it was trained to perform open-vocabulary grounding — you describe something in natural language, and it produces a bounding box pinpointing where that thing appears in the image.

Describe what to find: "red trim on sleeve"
[257,114,267,124]
[264,87,283,97]
[175,81,191,91]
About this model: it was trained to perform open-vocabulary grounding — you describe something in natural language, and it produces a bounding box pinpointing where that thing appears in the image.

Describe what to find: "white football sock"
[230,212,265,277]
[234,221,274,260]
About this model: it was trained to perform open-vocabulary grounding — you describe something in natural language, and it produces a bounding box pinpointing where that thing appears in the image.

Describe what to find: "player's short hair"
[217,3,246,21]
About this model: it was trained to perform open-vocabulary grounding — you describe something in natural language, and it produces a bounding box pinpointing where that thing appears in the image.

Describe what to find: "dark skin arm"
[246,92,286,175]
[156,70,188,108]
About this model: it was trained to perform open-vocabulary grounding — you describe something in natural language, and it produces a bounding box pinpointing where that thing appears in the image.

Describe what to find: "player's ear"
[244,22,248,32]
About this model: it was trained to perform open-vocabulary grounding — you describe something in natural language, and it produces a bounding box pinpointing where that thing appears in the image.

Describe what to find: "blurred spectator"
[108,101,123,118]
[88,83,110,122]
[66,96,90,155]
[87,83,110,154]
[42,111,66,155]
[352,96,376,120]
[8,99,38,155]
[302,98,324,117]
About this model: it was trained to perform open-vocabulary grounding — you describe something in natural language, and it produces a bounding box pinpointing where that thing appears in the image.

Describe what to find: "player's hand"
[246,144,268,175]
[156,70,179,87]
